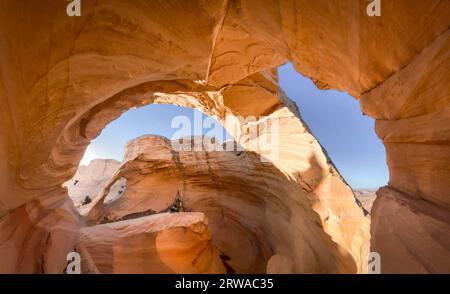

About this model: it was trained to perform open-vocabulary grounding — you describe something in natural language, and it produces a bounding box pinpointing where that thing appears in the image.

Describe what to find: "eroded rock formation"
[0,0,448,273]
[78,135,368,273]
[80,212,226,274]
[63,159,124,210]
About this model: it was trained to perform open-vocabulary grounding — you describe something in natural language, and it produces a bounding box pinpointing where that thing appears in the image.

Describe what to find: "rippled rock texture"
[80,135,368,273]
[0,0,448,273]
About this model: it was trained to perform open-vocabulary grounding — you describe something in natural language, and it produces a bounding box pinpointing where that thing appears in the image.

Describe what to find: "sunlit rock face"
[370,187,450,273]
[0,1,448,273]
[63,159,124,209]
[360,29,450,273]
[81,135,368,274]
[80,212,226,274]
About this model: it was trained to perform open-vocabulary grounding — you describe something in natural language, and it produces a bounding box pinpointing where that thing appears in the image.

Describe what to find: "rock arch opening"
[63,91,369,274]
[0,1,448,274]
[278,63,389,212]
[65,104,234,211]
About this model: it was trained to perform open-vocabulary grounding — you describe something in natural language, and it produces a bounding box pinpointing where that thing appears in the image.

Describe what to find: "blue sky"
[80,105,230,166]
[278,63,388,188]
[81,63,388,189]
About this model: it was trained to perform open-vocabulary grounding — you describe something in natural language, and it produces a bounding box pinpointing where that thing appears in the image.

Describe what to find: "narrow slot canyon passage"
[0,1,448,274]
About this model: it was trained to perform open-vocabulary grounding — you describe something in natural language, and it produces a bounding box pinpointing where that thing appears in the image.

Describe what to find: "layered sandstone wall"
[82,135,368,273]
[0,0,448,273]
[80,212,226,274]
[360,28,450,274]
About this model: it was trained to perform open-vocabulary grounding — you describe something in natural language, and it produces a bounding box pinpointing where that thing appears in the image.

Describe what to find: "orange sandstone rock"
[0,0,448,273]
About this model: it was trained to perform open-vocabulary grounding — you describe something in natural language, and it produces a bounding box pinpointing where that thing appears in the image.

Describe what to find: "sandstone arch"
[0,0,449,273]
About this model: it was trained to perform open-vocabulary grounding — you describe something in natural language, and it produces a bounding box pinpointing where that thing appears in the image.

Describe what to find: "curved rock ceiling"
[0,0,449,273]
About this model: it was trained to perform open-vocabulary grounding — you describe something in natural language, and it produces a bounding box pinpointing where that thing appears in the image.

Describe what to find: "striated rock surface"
[371,187,450,273]
[360,29,450,273]
[0,1,448,273]
[63,159,124,210]
[83,135,369,274]
[80,212,226,274]
[0,196,80,273]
